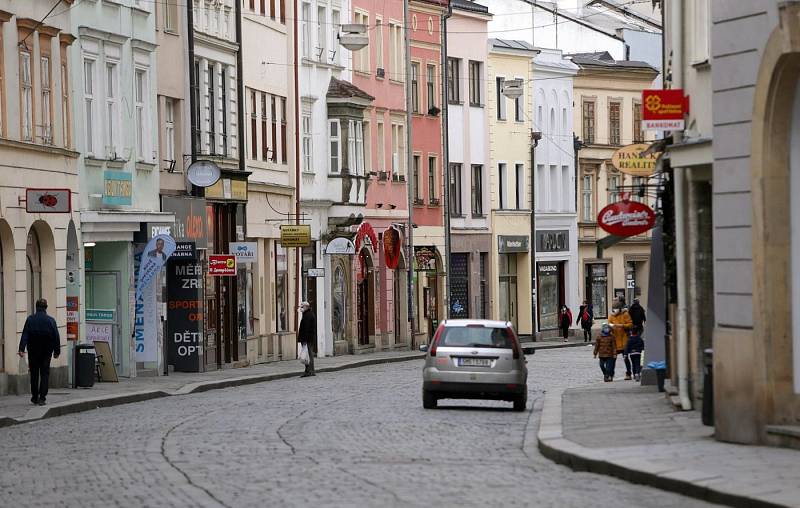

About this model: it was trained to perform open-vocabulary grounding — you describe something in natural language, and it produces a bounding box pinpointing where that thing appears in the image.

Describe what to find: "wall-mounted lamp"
[83,242,96,247]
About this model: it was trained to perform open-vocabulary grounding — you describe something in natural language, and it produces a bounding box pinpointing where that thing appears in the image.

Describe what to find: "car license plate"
[459,357,491,367]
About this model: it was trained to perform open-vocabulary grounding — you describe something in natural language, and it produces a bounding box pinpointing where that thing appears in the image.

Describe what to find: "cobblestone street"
[0,348,717,507]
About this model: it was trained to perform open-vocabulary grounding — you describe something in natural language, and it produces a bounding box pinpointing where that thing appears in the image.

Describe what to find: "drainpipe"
[671,0,691,411]
[293,0,302,334]
[404,0,416,342]
[442,4,452,319]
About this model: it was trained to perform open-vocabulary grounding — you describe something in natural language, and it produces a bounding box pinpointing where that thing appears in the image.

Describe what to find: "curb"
[521,342,591,354]
[1,352,425,428]
[536,389,790,508]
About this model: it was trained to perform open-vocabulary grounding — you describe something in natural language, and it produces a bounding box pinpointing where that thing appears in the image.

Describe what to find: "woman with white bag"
[297,301,316,377]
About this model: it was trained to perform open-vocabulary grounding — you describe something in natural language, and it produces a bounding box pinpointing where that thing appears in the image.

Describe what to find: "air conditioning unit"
[376,67,385,78]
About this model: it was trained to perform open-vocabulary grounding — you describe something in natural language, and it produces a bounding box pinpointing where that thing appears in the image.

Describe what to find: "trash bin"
[75,344,96,388]
[702,348,714,426]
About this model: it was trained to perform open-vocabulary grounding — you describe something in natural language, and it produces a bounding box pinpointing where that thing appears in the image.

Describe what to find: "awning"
[80,210,175,243]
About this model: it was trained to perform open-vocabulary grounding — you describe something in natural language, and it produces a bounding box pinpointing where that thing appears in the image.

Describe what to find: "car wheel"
[513,394,527,412]
[423,390,437,409]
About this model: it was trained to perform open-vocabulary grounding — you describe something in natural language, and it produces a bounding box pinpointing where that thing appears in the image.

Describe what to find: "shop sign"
[383,226,402,270]
[498,235,529,253]
[167,262,203,372]
[84,246,94,270]
[186,160,221,188]
[538,263,559,274]
[610,143,660,177]
[25,188,71,213]
[597,200,656,237]
[66,296,79,341]
[642,89,689,131]
[307,268,325,277]
[208,254,236,276]
[355,222,378,252]
[86,309,115,322]
[280,225,312,247]
[229,242,257,264]
[205,178,248,201]
[102,170,132,206]
[162,196,208,248]
[536,230,569,253]
[86,323,113,344]
[172,242,197,260]
[414,246,438,272]
[325,237,355,255]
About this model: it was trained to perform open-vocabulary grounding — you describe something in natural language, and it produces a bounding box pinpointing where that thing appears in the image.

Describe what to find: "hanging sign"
[229,241,257,263]
[186,160,221,188]
[610,143,660,177]
[280,225,311,247]
[66,296,79,341]
[208,254,237,276]
[325,237,355,255]
[355,222,377,252]
[597,200,656,237]
[414,246,438,272]
[383,226,402,270]
[642,89,689,131]
[25,188,71,213]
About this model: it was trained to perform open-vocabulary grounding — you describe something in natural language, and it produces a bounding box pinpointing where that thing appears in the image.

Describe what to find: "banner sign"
[167,262,203,372]
[597,200,656,237]
[280,225,312,247]
[642,89,689,131]
[133,245,159,363]
[66,296,79,340]
[229,242,257,264]
[136,234,176,299]
[325,237,355,255]
[208,254,236,276]
[102,170,133,206]
[610,143,660,177]
[383,226,402,270]
[161,196,208,248]
[26,188,71,213]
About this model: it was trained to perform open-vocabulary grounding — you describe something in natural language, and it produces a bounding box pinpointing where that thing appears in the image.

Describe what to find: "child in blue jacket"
[624,326,645,381]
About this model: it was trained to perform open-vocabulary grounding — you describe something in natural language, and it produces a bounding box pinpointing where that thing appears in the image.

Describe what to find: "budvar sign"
[642,89,689,131]
[597,200,656,237]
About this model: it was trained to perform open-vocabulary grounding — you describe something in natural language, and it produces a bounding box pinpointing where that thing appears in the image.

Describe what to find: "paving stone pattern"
[0,348,716,507]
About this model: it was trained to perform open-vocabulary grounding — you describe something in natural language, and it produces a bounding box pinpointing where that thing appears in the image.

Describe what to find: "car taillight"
[429,323,445,356]
[507,327,521,359]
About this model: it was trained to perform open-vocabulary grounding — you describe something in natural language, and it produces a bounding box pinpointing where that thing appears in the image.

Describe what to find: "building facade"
[446,0,492,322]
[487,39,536,337]
[532,48,579,335]
[0,1,78,393]
[572,52,658,321]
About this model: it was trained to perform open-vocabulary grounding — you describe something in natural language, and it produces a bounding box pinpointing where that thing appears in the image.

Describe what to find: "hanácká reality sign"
[597,200,656,237]
[611,143,660,177]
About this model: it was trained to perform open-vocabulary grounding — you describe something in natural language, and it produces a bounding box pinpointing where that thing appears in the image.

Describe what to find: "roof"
[490,38,537,55]
[451,0,490,15]
[327,77,374,101]
[567,51,658,72]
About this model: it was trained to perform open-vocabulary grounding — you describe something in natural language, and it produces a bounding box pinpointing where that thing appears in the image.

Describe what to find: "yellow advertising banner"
[280,225,312,247]
[610,143,660,177]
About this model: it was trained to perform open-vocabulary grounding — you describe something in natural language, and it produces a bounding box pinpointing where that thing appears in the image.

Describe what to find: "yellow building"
[487,40,536,336]
[572,52,658,321]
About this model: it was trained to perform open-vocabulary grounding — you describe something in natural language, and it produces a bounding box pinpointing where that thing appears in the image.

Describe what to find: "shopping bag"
[298,343,310,365]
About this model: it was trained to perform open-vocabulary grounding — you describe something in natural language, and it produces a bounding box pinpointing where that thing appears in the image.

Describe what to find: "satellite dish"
[187,160,221,188]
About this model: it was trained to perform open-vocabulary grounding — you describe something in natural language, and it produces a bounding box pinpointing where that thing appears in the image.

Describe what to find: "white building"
[532,48,580,333]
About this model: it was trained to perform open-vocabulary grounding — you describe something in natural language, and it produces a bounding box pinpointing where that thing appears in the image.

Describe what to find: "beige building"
[487,39,536,336]
[573,52,658,321]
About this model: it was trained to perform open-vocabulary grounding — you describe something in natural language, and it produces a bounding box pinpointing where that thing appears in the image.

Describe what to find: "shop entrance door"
[537,262,564,331]
[85,271,122,371]
[426,273,439,340]
[498,254,518,330]
[357,279,369,345]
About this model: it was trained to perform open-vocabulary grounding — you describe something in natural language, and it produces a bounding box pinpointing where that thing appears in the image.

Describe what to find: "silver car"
[420,319,528,411]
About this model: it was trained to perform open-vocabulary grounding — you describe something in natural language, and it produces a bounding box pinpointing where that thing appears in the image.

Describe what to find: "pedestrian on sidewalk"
[576,301,594,342]
[628,298,646,332]
[609,302,634,380]
[298,301,316,377]
[558,305,573,342]
[625,326,645,381]
[593,324,617,382]
[18,299,61,405]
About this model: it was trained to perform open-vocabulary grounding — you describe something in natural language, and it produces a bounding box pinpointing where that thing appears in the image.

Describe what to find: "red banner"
[208,254,236,276]
[642,89,689,130]
[597,200,656,237]
[355,222,377,252]
[383,226,402,270]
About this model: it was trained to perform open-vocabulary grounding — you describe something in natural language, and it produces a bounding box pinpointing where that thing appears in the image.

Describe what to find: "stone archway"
[0,219,14,375]
[27,221,57,315]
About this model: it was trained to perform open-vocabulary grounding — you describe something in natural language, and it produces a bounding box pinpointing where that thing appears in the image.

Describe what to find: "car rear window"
[439,326,514,348]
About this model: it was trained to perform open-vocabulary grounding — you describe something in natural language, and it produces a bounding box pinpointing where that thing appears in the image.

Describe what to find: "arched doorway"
[26,221,57,326]
[0,219,14,373]
[26,228,42,315]
[332,259,348,343]
[357,248,374,345]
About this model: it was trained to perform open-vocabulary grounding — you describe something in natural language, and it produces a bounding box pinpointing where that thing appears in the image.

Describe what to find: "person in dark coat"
[628,298,646,331]
[297,301,316,377]
[558,305,573,342]
[576,301,594,342]
[624,326,645,381]
[18,299,61,405]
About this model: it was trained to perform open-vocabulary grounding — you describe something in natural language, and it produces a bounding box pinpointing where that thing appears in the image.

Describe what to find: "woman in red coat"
[558,305,573,342]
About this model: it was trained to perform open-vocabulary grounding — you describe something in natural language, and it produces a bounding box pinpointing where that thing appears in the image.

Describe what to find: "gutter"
[442,3,452,318]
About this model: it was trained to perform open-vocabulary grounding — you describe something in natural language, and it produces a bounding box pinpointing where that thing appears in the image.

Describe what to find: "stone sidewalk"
[538,379,800,508]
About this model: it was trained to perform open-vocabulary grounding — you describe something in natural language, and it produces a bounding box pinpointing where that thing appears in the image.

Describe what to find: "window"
[376,120,384,170]
[317,6,327,62]
[375,19,384,71]
[498,163,507,208]
[586,263,608,319]
[249,91,257,159]
[582,173,594,221]
[633,102,643,142]
[355,120,364,174]
[389,23,403,81]
[220,67,228,156]
[391,123,404,176]
[362,120,370,173]
[164,0,178,31]
[192,60,201,150]
[515,87,523,122]
[427,64,436,112]
[280,0,286,23]
[428,156,436,203]
[411,63,420,113]
[479,253,488,319]
[413,155,421,200]
[41,56,52,144]
[83,58,96,154]
[347,120,356,174]
[329,119,341,173]
[207,64,216,154]
[20,50,33,142]
[472,164,483,215]
[105,62,119,155]
[536,165,545,212]
[469,61,481,106]
[330,10,340,65]
[275,243,288,332]
[609,101,621,145]
[496,77,506,120]
[354,12,369,72]
[281,97,287,163]
[135,68,148,161]
[270,0,276,20]
[61,61,70,147]
[270,95,277,162]
[302,112,312,172]
[301,2,311,58]
[550,108,556,136]
[632,176,646,201]
[164,98,176,163]
[450,163,462,216]
[447,58,460,103]
[260,92,268,161]
[582,100,595,144]
[516,164,524,209]
[549,165,557,211]
[562,165,571,212]
[450,253,470,318]
[562,107,568,136]
[609,174,620,203]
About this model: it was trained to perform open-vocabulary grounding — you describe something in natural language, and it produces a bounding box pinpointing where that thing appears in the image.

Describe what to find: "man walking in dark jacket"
[18,299,61,405]
[298,301,316,377]
[628,298,647,332]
